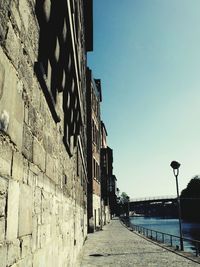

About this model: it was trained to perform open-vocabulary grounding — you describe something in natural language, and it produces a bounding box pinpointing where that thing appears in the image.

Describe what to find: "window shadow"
[34,0,81,155]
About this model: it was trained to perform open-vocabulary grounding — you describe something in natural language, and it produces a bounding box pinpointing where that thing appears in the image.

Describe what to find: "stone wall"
[0,0,88,266]
[93,194,101,230]
[101,202,110,226]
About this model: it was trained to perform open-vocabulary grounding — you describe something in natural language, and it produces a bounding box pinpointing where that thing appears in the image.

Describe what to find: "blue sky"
[88,0,200,198]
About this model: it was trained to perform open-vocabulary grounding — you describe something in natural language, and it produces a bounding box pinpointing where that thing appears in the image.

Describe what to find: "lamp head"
[170,161,181,170]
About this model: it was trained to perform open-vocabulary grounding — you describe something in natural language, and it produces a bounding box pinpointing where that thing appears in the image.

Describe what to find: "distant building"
[109,174,118,217]
[100,140,118,219]
[100,122,111,225]
[86,68,102,232]
[100,121,118,221]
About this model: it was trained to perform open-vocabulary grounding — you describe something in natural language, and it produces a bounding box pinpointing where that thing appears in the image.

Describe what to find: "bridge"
[130,195,177,204]
[129,195,178,217]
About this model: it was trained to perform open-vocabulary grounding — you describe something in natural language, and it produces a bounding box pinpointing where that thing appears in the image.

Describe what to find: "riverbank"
[77,218,200,266]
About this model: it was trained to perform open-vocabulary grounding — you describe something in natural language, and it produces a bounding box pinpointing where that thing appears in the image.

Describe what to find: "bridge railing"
[120,217,200,256]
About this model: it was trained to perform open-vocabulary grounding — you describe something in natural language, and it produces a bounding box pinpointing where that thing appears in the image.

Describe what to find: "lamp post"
[126,196,130,217]
[170,161,184,251]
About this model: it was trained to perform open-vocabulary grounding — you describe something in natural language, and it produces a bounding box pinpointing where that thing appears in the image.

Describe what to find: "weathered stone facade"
[0,0,92,266]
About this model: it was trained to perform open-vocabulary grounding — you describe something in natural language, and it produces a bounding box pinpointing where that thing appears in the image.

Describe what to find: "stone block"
[12,152,23,181]
[43,174,56,194]
[33,249,46,267]
[6,180,20,240]
[46,153,58,184]
[0,61,5,102]
[0,197,6,217]
[0,218,5,241]
[11,256,32,267]
[26,15,39,61]
[27,169,36,188]
[28,96,43,141]
[22,124,33,161]
[52,198,59,216]
[10,1,22,32]
[0,0,10,44]
[20,235,31,259]
[24,103,29,125]
[7,239,20,266]
[43,175,51,194]
[5,21,21,68]
[41,190,51,224]
[0,48,24,151]
[22,38,36,70]
[18,58,33,96]
[0,177,7,197]
[18,0,30,32]
[0,178,7,236]
[33,137,45,172]
[50,215,57,240]
[18,184,32,237]
[28,104,37,132]
[33,117,44,142]
[31,215,38,252]
[35,172,44,189]
[0,141,12,177]
[34,187,42,214]
[29,164,42,188]
[23,158,29,184]
[43,133,53,155]
[39,224,51,248]
[29,163,41,176]
[0,244,7,267]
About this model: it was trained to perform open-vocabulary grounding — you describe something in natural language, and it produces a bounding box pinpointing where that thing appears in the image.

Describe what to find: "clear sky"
[88,0,200,198]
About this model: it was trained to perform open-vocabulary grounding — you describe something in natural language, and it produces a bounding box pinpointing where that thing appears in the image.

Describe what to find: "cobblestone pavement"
[78,218,200,267]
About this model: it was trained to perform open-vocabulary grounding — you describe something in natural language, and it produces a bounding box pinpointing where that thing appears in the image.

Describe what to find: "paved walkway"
[78,218,200,267]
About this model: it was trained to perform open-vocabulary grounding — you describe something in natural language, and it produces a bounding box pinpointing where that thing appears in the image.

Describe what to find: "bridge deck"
[130,195,177,203]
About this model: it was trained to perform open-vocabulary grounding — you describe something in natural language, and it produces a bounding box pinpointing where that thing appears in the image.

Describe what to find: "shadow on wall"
[34,0,81,155]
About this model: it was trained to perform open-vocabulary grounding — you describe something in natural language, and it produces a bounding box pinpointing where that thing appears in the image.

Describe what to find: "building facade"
[100,122,111,225]
[86,68,102,232]
[0,0,92,266]
[100,132,118,220]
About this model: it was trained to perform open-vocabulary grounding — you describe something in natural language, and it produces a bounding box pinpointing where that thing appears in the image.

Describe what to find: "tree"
[120,192,129,204]
[181,176,200,198]
[118,192,130,217]
[180,175,200,221]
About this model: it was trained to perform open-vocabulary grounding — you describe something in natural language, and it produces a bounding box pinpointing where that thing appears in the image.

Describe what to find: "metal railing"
[120,217,200,256]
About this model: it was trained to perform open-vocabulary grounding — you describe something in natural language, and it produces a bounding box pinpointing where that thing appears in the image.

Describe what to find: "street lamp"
[126,196,130,217]
[170,161,184,251]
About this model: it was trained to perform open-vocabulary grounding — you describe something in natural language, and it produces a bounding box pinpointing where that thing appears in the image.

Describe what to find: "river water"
[129,216,200,253]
